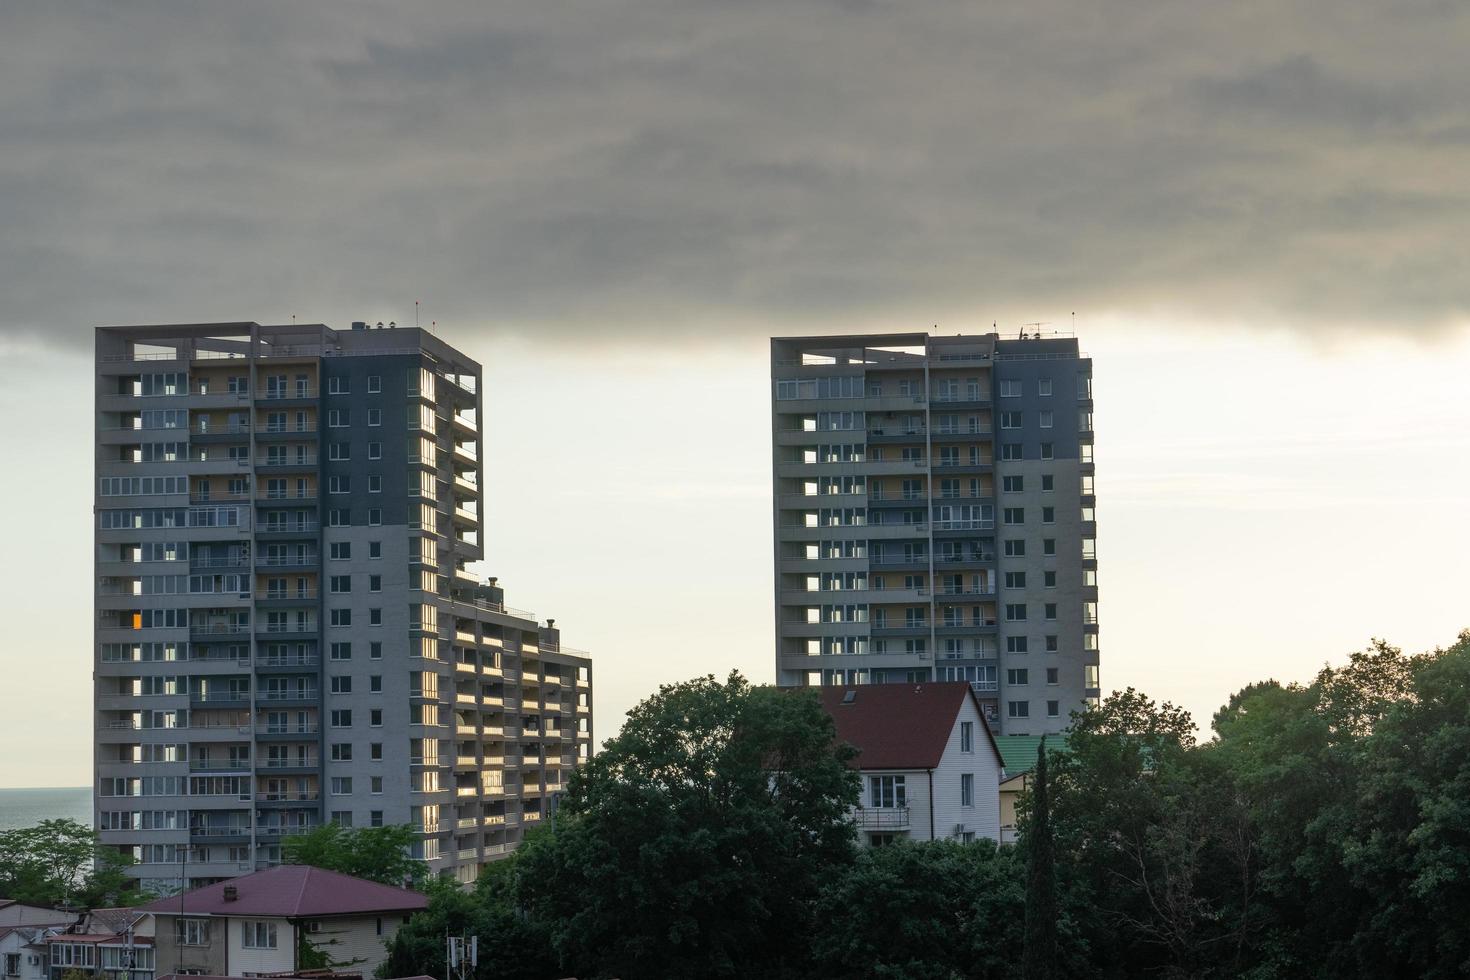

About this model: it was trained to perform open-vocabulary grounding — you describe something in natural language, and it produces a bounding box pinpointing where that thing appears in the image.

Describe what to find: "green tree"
[514,671,861,979]
[0,818,139,908]
[376,857,558,980]
[1023,740,1058,980]
[810,839,1025,979]
[282,823,427,888]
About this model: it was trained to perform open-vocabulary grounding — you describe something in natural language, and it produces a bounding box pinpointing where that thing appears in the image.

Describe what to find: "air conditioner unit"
[28,955,41,965]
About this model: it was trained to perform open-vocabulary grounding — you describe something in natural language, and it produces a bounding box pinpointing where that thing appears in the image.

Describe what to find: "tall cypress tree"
[1023,738,1059,980]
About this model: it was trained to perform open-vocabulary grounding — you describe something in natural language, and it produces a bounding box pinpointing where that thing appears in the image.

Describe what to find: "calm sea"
[0,787,93,832]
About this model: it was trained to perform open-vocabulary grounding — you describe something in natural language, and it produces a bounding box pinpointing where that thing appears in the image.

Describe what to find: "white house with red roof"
[817,682,1005,846]
[138,865,426,978]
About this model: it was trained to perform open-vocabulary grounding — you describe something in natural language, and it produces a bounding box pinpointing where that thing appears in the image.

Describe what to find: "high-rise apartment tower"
[95,322,593,891]
[771,332,1099,734]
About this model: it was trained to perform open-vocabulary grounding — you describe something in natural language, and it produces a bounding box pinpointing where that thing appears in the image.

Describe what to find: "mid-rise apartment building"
[771,331,1099,734]
[94,322,593,891]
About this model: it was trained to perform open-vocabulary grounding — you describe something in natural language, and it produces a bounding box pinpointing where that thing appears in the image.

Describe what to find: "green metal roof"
[995,734,1067,774]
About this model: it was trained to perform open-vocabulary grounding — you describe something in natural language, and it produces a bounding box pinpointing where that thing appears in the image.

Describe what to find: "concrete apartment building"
[94,322,594,892]
[771,331,1100,734]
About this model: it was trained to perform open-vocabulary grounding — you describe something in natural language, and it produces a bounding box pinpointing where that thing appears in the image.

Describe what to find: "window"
[1040,442,1054,460]
[369,541,382,559]
[370,642,383,660]
[370,810,384,827]
[329,542,351,560]
[330,609,352,627]
[1038,378,1053,396]
[1008,668,1029,686]
[1039,410,1054,429]
[330,777,353,795]
[177,919,210,946]
[328,476,350,494]
[4,953,19,976]
[1000,379,1022,398]
[1004,539,1026,558]
[369,575,382,592]
[369,675,382,693]
[1000,411,1022,429]
[329,575,351,594]
[370,742,383,761]
[1005,603,1027,622]
[330,709,352,728]
[330,642,352,661]
[368,509,382,526]
[1044,602,1057,621]
[1003,507,1024,525]
[1007,636,1028,653]
[368,476,382,494]
[1043,538,1056,556]
[370,709,383,727]
[1041,474,1054,492]
[330,676,353,694]
[328,376,350,395]
[1044,570,1057,588]
[368,408,382,427]
[367,375,382,393]
[328,441,350,461]
[1002,475,1023,493]
[1047,667,1059,685]
[331,811,353,827]
[369,608,383,626]
[1008,701,1030,719]
[242,921,277,949]
[960,773,974,807]
[1000,443,1022,461]
[328,409,348,427]
[868,775,907,808]
[1046,635,1059,653]
[330,743,352,761]
[1085,665,1100,688]
[1004,571,1026,589]
[368,441,382,460]
[371,775,384,794]
[960,721,974,753]
[1042,506,1055,524]
[1048,700,1061,718]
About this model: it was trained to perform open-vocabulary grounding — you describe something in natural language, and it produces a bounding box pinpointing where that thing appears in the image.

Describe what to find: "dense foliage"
[0,818,139,908]
[376,636,1470,980]
[281,822,428,888]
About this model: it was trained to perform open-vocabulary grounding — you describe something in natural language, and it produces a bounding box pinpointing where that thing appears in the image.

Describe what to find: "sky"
[0,1,1468,786]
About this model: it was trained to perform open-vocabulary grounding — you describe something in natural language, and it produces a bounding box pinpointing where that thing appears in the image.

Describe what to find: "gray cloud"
[1,0,1467,349]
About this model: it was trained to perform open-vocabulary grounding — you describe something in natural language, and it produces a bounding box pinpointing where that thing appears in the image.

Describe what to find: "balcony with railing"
[852,806,911,829]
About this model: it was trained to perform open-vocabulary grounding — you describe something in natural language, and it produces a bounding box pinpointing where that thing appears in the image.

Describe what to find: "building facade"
[140,865,425,978]
[94,322,594,891]
[816,682,1004,846]
[772,332,1099,734]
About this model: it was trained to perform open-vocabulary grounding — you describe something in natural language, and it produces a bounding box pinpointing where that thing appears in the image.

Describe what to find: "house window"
[1041,474,1054,492]
[176,919,210,946]
[1000,379,1021,398]
[1038,378,1053,396]
[961,773,974,806]
[1048,700,1061,718]
[960,721,974,753]
[1008,668,1029,685]
[368,408,382,427]
[1040,442,1054,460]
[367,375,382,393]
[1008,701,1030,719]
[868,775,907,808]
[242,921,277,949]
[1039,411,1054,429]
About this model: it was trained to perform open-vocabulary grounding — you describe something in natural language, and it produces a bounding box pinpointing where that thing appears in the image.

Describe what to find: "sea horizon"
[0,786,93,831]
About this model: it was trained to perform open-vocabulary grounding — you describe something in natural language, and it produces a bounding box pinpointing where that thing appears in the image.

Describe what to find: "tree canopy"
[0,818,138,908]
[281,823,427,888]
[381,632,1470,980]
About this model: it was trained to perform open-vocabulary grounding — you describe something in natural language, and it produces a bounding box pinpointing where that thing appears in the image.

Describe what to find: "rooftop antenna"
[416,300,420,328]
[1022,321,1049,340]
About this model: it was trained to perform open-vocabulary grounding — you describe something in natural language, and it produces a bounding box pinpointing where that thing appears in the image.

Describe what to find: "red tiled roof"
[816,682,1003,770]
[139,865,428,918]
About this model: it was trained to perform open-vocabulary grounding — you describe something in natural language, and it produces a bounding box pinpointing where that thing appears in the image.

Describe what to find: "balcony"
[852,806,911,829]
[257,791,319,803]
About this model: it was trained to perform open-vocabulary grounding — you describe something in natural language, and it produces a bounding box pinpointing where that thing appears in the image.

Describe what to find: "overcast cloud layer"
[2,0,1468,347]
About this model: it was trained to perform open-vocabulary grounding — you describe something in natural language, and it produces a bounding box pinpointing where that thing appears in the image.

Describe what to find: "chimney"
[546,618,555,629]
[223,885,238,902]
